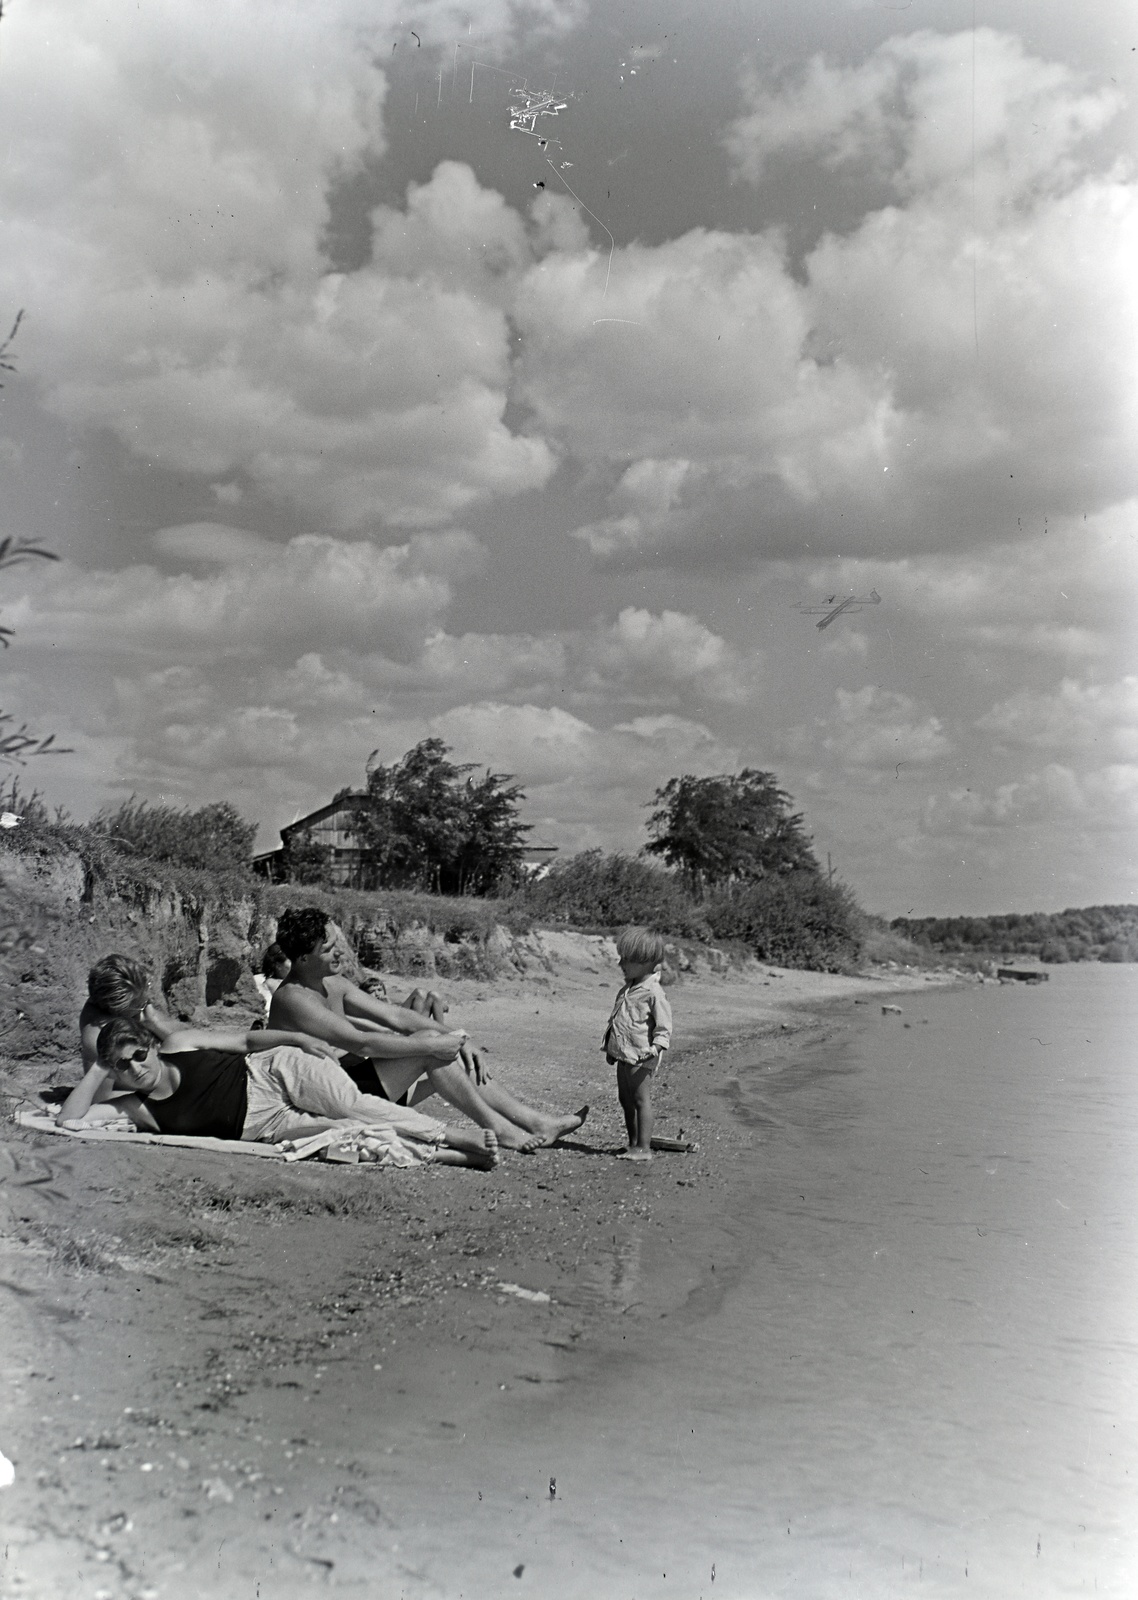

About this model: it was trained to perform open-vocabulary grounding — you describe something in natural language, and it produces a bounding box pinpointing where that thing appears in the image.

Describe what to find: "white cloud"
[9,533,460,656]
[977,677,1138,760]
[922,763,1138,836]
[725,29,1120,198]
[782,507,1138,668]
[0,10,559,532]
[513,30,1138,571]
[786,685,950,771]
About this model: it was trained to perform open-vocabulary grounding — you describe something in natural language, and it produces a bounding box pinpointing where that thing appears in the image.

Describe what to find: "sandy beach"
[0,955,957,1599]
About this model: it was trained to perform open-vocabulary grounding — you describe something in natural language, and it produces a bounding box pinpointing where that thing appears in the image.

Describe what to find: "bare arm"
[160,1026,341,1059]
[62,1094,161,1134]
[339,981,490,1083]
[269,986,466,1062]
[59,1064,117,1123]
[140,1001,180,1042]
[339,982,443,1036]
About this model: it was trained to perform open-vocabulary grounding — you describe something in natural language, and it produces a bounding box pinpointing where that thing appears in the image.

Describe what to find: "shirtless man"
[268,906,587,1153]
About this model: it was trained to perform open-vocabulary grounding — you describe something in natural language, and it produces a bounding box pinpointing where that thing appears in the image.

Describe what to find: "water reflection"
[561,1226,646,1316]
[566,965,1138,1597]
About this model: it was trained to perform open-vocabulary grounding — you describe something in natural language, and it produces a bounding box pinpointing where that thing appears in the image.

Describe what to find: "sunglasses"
[116,1049,150,1067]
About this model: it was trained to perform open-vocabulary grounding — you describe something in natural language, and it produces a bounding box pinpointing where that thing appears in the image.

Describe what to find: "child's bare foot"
[616,1148,652,1162]
[535,1106,589,1147]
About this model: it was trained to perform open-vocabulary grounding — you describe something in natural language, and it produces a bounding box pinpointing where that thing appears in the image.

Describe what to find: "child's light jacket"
[602,974,672,1064]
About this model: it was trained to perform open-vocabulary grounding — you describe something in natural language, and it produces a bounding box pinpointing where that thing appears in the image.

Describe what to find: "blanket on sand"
[14,1109,432,1165]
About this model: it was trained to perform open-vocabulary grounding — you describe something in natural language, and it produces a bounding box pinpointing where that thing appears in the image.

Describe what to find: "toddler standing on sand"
[604,927,672,1162]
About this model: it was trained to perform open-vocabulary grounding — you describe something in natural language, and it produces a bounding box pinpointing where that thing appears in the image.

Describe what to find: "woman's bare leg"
[433,1147,495,1170]
[403,987,449,1023]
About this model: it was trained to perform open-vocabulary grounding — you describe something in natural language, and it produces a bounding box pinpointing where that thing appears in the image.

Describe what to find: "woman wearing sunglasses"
[57,1017,500,1169]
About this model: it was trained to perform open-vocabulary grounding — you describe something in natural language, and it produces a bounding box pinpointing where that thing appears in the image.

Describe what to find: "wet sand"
[0,959,954,1598]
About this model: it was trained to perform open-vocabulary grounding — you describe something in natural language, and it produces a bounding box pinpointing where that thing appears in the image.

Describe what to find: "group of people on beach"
[58,907,673,1169]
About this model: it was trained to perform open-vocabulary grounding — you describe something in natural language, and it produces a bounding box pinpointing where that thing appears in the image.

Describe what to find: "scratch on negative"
[546,160,614,297]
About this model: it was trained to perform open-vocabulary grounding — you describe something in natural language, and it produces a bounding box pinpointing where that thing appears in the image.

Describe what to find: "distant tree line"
[890,906,1138,963]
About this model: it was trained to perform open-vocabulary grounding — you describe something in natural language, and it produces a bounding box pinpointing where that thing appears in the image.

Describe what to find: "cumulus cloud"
[725,29,1119,196]
[786,685,950,771]
[0,8,558,532]
[516,29,1137,570]
[976,678,1138,760]
[921,763,1138,837]
[782,506,1138,668]
[9,533,462,656]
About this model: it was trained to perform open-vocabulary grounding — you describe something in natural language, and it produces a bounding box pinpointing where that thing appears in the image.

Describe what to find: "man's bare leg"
[351,1054,582,1154]
[416,1059,546,1151]
[475,1081,589,1146]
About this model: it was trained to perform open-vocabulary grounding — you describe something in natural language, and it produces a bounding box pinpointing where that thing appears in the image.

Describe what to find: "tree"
[278,825,332,886]
[90,797,257,873]
[346,738,530,895]
[645,769,819,897]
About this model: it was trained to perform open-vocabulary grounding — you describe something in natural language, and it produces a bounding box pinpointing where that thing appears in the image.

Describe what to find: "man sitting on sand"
[58,1018,500,1170]
[269,907,587,1154]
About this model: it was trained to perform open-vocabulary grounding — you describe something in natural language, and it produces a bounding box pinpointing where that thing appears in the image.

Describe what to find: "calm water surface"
[394,965,1138,1597]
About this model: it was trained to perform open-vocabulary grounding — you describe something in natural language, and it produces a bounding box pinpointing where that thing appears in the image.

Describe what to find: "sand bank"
[0,958,959,1598]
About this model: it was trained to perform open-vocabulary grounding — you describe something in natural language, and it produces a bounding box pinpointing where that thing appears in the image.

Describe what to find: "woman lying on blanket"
[57,1018,500,1170]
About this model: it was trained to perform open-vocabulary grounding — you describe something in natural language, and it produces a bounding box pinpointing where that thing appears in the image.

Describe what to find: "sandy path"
[0,960,956,1598]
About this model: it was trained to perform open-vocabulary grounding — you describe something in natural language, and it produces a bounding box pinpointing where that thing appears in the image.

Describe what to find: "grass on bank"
[2,780,876,1064]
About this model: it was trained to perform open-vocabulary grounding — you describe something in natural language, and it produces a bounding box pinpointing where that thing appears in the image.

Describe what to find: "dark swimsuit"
[337,1055,413,1107]
[146,1050,249,1139]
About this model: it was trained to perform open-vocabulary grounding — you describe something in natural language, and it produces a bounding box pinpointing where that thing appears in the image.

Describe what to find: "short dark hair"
[87,954,149,1016]
[274,907,329,962]
[261,943,290,978]
[96,1016,152,1070]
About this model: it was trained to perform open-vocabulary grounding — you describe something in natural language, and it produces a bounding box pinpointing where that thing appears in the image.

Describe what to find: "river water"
[428,964,1138,1598]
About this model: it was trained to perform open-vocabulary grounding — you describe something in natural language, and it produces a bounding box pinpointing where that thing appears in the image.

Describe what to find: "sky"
[0,0,1135,918]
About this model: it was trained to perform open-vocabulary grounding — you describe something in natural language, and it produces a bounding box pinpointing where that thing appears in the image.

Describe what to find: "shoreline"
[0,959,965,1597]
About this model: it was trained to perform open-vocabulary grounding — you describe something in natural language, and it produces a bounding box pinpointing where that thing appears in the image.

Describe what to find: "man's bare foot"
[616,1148,652,1162]
[493,1124,543,1153]
[535,1105,590,1147]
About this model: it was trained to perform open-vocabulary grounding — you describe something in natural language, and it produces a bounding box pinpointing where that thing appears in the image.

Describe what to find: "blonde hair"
[615,926,667,967]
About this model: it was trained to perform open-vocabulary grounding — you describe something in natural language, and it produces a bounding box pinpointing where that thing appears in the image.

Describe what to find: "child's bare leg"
[616,1063,637,1146]
[630,1063,655,1153]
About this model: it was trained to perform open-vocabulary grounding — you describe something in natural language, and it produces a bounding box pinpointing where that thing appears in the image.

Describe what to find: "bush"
[704,872,863,971]
[90,797,257,874]
[512,850,711,938]
[855,915,940,969]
